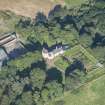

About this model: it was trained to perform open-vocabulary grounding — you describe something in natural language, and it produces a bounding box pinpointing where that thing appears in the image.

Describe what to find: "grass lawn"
[54,45,99,71]
[0,11,21,33]
[80,45,98,64]
[54,57,70,70]
[54,45,80,71]
[65,0,87,7]
[51,73,105,105]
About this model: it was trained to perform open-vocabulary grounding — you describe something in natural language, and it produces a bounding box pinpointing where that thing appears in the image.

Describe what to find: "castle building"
[42,43,70,60]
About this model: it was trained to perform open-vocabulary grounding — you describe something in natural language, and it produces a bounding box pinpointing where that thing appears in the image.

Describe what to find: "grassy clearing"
[51,69,105,105]
[0,10,21,33]
[54,45,80,70]
[80,45,98,64]
[52,49,105,105]
[54,57,70,70]
[55,45,99,71]
[63,75,105,105]
[65,0,87,7]
[0,0,65,18]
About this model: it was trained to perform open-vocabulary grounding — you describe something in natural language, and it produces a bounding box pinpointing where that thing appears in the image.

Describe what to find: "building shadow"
[8,47,27,59]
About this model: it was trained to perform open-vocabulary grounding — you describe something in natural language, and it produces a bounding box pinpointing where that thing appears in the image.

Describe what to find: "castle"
[42,43,70,60]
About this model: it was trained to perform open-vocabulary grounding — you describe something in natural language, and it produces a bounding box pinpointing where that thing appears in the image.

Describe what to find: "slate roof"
[0,48,8,68]
[43,42,70,54]
[0,48,8,61]
[0,32,17,46]
[0,32,16,41]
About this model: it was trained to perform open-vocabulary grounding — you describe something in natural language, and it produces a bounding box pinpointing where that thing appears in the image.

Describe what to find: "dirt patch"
[0,0,65,18]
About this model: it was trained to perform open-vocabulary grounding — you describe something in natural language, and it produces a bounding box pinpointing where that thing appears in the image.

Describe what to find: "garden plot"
[54,45,102,72]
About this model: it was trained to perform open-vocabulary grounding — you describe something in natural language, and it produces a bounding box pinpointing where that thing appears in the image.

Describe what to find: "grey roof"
[49,45,70,54]
[43,43,70,55]
[0,32,16,41]
[0,48,8,61]
[52,47,63,54]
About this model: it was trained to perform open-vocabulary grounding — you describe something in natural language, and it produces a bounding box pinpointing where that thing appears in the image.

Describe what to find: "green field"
[65,0,87,7]
[52,74,105,105]
[64,45,98,64]
[50,61,105,105]
[0,11,21,33]
[54,57,70,70]
[54,45,99,71]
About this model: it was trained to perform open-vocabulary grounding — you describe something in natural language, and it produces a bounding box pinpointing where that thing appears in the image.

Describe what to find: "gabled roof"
[0,32,16,41]
[43,42,70,54]
[0,32,17,46]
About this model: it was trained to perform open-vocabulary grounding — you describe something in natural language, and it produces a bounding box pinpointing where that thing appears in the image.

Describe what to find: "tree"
[16,18,31,28]
[30,68,46,89]
[11,82,23,96]
[32,91,40,104]
[65,76,79,91]
[41,88,49,102]
[42,81,63,102]
[35,12,47,25]
[19,91,33,105]
[7,51,42,71]
[0,95,10,105]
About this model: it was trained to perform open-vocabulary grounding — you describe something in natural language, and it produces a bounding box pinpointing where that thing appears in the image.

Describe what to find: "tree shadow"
[3,85,10,96]
[65,59,86,76]
[48,5,79,31]
[79,22,95,36]
[16,18,31,28]
[22,41,42,52]
[48,5,62,20]
[10,94,22,105]
[8,47,27,59]
[35,12,48,26]
[16,60,46,79]
[31,60,47,70]
[8,40,42,60]
[16,68,30,78]
[45,67,62,83]
[60,15,78,31]
[91,33,105,48]
[42,42,49,49]
[23,84,33,92]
